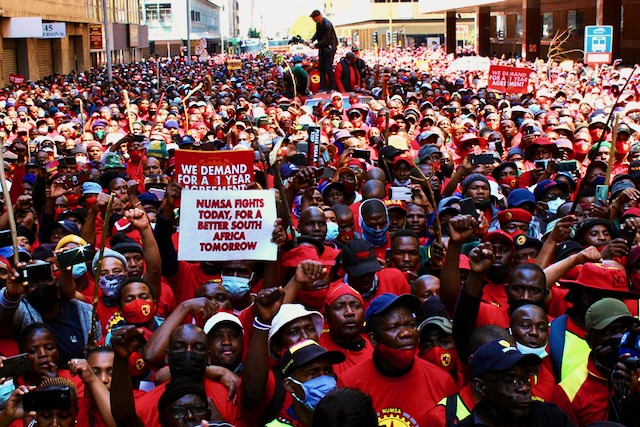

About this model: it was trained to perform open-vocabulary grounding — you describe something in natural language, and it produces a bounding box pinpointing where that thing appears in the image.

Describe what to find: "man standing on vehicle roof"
[310,9,338,93]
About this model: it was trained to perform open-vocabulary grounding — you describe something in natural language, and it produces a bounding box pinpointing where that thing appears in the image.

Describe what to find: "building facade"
[142,0,221,56]
[0,0,147,86]
[419,0,640,63]
[329,0,475,50]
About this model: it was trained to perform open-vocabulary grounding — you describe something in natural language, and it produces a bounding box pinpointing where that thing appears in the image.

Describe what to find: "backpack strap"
[445,394,458,427]
[549,314,568,382]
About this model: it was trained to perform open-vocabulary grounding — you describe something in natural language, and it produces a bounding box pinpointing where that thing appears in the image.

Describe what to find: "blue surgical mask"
[221,274,253,299]
[546,197,564,214]
[288,375,337,411]
[71,263,87,279]
[0,381,15,406]
[325,221,339,241]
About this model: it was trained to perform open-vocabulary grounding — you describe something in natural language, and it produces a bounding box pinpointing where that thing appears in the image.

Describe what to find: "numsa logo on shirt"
[379,407,418,427]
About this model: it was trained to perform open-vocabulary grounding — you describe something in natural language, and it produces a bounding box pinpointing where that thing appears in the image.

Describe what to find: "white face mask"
[515,341,548,359]
[546,197,565,214]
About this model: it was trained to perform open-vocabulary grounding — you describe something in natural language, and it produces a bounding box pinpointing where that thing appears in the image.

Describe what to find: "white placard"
[178,190,278,262]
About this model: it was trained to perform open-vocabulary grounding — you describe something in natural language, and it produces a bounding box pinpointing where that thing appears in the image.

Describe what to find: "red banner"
[487,65,532,94]
[175,149,254,190]
[9,74,24,85]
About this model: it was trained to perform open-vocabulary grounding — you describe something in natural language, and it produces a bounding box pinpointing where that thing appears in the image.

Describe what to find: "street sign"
[42,23,66,39]
[584,25,613,65]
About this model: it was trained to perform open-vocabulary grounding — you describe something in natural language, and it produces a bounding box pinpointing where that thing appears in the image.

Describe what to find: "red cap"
[384,199,407,212]
[324,282,364,309]
[622,207,640,221]
[393,154,414,167]
[559,263,634,296]
[280,245,335,268]
[481,230,515,250]
[497,208,533,226]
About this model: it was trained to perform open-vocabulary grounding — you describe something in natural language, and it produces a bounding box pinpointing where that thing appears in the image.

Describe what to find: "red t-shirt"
[532,356,556,402]
[552,357,609,426]
[340,357,457,426]
[167,263,221,305]
[318,332,373,377]
[476,301,509,328]
[480,282,508,308]
[135,378,245,427]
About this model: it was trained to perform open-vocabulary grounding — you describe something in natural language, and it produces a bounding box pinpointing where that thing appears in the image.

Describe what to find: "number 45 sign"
[42,23,66,39]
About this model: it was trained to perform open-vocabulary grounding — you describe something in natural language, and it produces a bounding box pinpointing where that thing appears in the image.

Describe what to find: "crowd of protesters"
[2,8,640,427]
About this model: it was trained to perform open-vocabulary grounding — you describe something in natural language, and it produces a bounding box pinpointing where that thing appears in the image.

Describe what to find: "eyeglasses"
[170,404,207,419]
[485,375,532,389]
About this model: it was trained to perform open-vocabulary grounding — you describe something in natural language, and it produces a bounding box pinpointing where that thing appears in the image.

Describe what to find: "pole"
[186,0,192,65]
[388,0,393,49]
[102,0,112,82]
[0,144,19,266]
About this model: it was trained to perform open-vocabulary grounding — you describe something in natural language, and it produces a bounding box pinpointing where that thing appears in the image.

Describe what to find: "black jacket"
[311,17,338,54]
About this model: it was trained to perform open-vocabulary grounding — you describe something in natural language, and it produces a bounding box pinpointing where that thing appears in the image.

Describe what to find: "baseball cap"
[417,144,441,163]
[164,120,179,129]
[268,304,323,359]
[416,297,452,335]
[203,312,243,335]
[481,230,515,250]
[629,161,640,178]
[471,339,541,378]
[437,196,461,216]
[513,234,543,251]
[533,179,569,202]
[340,238,382,277]
[384,199,407,212]
[280,339,345,376]
[507,188,536,208]
[585,298,636,332]
[364,293,420,329]
[555,240,584,261]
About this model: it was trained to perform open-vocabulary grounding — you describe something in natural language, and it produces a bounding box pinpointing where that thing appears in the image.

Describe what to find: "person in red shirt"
[319,282,373,376]
[553,298,639,426]
[335,238,410,310]
[340,293,457,426]
[359,199,390,259]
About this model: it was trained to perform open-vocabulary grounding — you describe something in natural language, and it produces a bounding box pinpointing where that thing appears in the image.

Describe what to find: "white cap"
[267,304,323,359]
[203,312,243,335]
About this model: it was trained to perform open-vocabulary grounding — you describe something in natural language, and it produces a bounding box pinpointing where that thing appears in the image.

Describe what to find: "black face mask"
[508,298,544,314]
[485,264,511,284]
[47,126,55,132]
[168,351,207,380]
[26,283,59,313]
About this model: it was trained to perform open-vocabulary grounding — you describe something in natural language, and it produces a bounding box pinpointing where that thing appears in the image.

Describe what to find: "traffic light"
[386,30,391,47]
[392,31,398,47]
[372,31,378,47]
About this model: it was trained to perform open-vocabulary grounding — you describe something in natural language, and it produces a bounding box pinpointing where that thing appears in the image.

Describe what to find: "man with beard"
[0,258,99,365]
[553,298,639,426]
[457,339,574,427]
